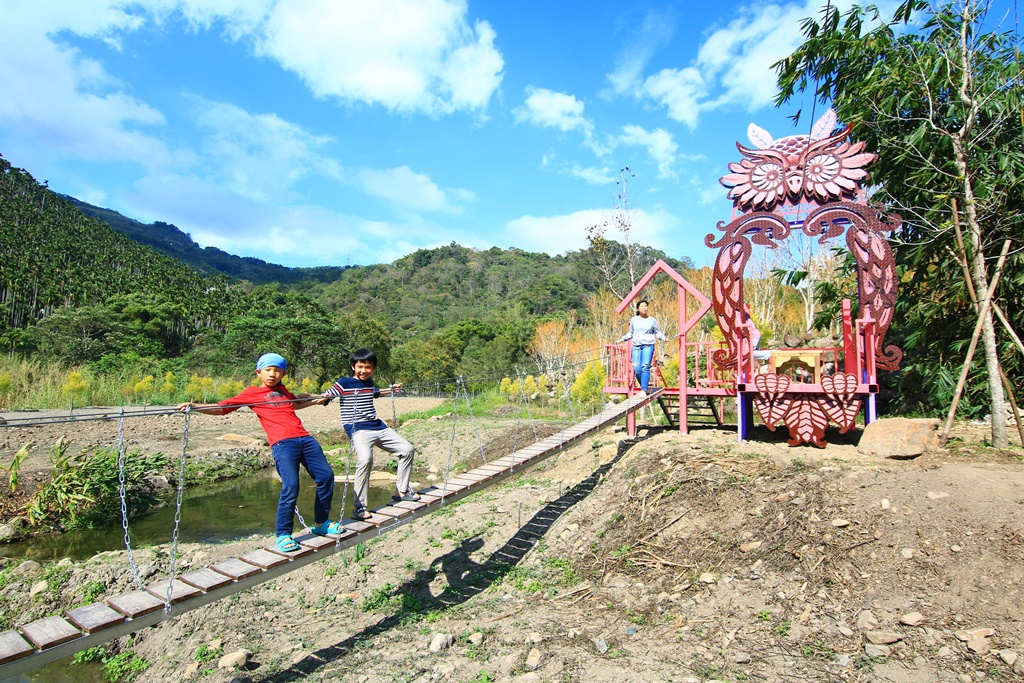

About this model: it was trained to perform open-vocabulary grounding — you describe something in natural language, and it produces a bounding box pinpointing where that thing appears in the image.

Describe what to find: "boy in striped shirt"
[324,348,417,521]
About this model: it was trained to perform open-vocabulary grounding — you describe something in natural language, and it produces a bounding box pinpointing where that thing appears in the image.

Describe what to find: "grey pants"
[349,427,414,513]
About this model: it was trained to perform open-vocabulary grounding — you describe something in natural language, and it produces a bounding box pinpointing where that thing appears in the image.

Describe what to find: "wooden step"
[146,579,202,605]
[210,558,262,581]
[107,590,165,618]
[20,616,81,650]
[0,630,34,664]
[240,549,289,570]
[179,568,234,593]
[66,603,125,634]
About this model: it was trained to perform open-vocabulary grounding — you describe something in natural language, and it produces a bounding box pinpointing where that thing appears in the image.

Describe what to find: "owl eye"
[751,162,784,191]
[804,153,840,183]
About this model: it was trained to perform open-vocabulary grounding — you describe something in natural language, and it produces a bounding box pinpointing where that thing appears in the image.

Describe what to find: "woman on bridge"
[618,300,667,394]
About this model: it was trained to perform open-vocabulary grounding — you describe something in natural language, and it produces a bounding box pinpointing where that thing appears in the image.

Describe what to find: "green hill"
[66,197,348,286]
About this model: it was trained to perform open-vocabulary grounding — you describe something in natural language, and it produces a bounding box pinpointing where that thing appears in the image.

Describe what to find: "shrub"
[570,360,606,407]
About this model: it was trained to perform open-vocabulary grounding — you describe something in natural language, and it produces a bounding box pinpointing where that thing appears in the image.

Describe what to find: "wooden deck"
[0,390,660,678]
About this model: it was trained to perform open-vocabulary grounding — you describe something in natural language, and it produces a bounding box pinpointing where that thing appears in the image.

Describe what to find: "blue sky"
[3,0,1013,270]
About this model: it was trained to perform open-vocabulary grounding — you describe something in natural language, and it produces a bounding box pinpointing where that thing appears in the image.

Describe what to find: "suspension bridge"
[0,389,661,679]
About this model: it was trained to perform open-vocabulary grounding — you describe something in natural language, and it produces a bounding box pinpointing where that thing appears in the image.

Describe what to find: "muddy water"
[0,469,396,563]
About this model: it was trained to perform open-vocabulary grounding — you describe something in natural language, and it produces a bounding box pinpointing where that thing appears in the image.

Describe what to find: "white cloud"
[254,0,503,114]
[605,8,676,97]
[561,164,616,185]
[514,87,592,134]
[505,208,674,256]
[357,166,473,213]
[606,0,895,127]
[641,67,707,129]
[615,125,678,179]
[0,3,182,169]
[195,100,336,202]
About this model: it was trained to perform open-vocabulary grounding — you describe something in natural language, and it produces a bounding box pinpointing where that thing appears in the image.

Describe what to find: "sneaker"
[392,489,421,502]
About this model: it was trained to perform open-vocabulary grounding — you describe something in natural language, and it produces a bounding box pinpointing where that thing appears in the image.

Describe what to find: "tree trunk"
[951,10,1007,449]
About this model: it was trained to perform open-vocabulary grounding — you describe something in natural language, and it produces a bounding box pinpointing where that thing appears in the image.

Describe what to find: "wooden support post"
[950,206,1023,446]
[940,240,1011,443]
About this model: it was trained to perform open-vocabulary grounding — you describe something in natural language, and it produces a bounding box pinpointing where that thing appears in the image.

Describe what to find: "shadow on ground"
[253,440,636,682]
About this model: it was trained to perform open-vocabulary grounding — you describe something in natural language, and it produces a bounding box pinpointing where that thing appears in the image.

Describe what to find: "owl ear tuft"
[810,109,838,140]
[747,123,773,149]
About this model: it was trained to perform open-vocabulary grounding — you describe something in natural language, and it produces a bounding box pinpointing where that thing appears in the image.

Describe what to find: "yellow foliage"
[159,371,177,396]
[570,360,606,407]
[185,373,215,401]
[301,377,317,394]
[218,380,245,400]
[134,375,155,398]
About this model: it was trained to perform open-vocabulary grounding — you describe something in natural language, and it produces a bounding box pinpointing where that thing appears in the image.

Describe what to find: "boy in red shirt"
[177,353,340,552]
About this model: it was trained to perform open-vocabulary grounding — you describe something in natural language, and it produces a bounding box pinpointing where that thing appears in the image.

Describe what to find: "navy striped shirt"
[326,376,386,437]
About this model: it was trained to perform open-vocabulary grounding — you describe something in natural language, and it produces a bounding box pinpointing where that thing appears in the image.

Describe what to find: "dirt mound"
[2,417,1023,683]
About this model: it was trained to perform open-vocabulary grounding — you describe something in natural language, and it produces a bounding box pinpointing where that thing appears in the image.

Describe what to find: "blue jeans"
[631,344,655,391]
[271,436,334,537]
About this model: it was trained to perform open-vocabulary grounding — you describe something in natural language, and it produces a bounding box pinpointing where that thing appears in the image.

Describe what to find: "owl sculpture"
[719,109,876,212]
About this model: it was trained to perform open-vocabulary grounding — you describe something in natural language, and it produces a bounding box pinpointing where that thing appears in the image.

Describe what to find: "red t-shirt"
[218,384,309,446]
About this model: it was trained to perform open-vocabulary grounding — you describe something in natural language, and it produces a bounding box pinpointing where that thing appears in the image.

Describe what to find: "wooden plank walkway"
[0,390,660,678]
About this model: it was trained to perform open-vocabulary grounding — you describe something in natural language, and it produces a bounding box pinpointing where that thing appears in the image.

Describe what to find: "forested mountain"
[67,197,349,286]
[317,243,692,343]
[0,152,692,386]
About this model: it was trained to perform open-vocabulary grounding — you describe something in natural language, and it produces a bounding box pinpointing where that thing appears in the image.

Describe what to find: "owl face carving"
[719,109,876,212]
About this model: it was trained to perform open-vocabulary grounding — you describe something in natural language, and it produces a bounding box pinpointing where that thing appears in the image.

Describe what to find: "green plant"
[776,620,792,637]
[82,580,105,604]
[41,563,71,596]
[757,609,771,622]
[3,443,30,492]
[195,643,222,663]
[25,439,166,530]
[102,651,149,682]
[473,672,494,683]
[73,646,107,664]
[354,542,367,562]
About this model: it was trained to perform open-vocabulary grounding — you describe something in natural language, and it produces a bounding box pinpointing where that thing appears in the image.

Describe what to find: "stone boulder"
[857,418,940,458]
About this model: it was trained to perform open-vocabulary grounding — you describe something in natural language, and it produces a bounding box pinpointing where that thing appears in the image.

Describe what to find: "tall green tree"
[775,0,1024,446]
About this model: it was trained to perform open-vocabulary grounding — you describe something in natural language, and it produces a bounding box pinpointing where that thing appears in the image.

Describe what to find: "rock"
[604,573,630,588]
[592,638,608,654]
[29,580,48,598]
[865,631,904,644]
[184,661,200,677]
[938,646,952,657]
[429,633,455,652]
[856,610,879,632]
[598,444,617,464]
[951,545,963,553]
[831,518,850,527]
[739,541,762,552]
[733,652,751,663]
[864,643,891,657]
[967,637,991,654]
[900,612,925,626]
[880,498,891,510]
[14,560,41,577]
[835,654,853,666]
[433,662,458,676]
[467,632,484,646]
[515,674,541,683]
[0,524,20,542]
[838,624,855,637]
[955,628,996,641]
[625,627,637,636]
[901,548,916,559]
[217,650,251,669]
[699,572,716,584]
[857,417,940,458]
[998,650,1017,666]
[927,491,950,500]
[525,632,543,644]
[524,648,542,670]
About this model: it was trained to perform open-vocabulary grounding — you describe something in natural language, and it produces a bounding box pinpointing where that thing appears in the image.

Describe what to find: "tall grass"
[0,358,257,410]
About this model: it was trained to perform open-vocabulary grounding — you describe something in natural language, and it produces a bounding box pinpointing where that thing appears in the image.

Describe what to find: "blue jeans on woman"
[631,344,655,392]
[271,435,334,537]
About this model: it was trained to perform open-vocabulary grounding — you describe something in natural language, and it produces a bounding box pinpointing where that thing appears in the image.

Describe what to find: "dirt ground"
[2,402,1024,683]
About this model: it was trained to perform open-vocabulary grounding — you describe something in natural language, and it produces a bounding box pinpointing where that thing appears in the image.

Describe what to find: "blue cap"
[256,353,287,371]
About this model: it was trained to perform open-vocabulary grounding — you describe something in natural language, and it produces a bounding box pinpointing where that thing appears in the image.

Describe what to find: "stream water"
[1,471,395,682]
[0,469,395,563]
